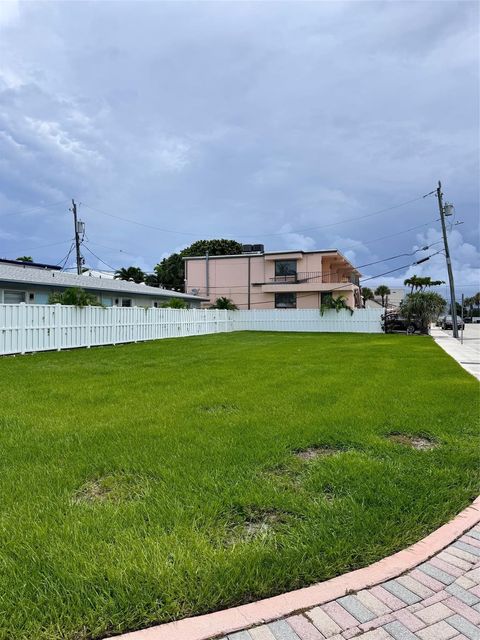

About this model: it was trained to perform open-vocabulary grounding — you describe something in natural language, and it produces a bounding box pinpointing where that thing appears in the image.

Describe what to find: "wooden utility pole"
[71,199,83,275]
[436,181,458,338]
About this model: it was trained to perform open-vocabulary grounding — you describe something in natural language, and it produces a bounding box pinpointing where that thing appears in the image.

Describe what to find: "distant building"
[365,288,405,310]
[0,259,205,307]
[184,246,361,309]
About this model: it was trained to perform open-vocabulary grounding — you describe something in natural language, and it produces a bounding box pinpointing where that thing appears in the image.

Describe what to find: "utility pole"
[71,199,83,275]
[436,181,458,338]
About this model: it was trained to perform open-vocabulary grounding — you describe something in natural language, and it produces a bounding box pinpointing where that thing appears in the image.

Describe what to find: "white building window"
[3,290,27,304]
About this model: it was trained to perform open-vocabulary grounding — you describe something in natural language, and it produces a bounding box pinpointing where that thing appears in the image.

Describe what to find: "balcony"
[267,272,357,285]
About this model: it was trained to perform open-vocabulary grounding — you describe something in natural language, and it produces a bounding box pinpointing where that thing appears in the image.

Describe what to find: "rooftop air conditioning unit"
[242,244,253,253]
[252,244,264,253]
[191,288,199,295]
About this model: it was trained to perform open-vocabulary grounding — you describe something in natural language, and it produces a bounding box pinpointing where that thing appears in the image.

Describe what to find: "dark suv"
[383,312,420,334]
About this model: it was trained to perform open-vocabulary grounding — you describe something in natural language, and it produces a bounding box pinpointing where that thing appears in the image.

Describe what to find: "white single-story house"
[0,259,206,308]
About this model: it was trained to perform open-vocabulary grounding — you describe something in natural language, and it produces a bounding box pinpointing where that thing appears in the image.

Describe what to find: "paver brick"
[446,583,480,606]
[342,627,360,639]
[444,595,480,624]
[470,585,480,597]
[384,620,419,640]
[286,615,325,640]
[419,589,449,607]
[396,575,434,599]
[355,590,391,617]
[467,530,480,542]
[409,568,444,592]
[446,614,480,640]
[228,631,254,640]
[446,546,479,564]
[382,580,422,605]
[431,557,465,578]
[454,576,476,590]
[268,619,302,640]
[322,601,358,630]
[416,602,454,624]
[358,613,395,632]
[453,542,480,558]
[462,536,480,550]
[416,620,458,640]
[439,552,474,572]
[419,563,456,585]
[370,586,406,611]
[250,626,277,640]
[306,607,342,638]
[465,567,480,583]
[357,630,393,640]
[337,595,376,623]
[393,607,426,631]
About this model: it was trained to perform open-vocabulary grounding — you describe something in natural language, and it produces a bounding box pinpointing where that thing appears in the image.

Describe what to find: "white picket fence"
[0,304,383,355]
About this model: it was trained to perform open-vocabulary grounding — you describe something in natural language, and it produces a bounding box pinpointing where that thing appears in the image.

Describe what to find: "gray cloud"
[0,0,478,293]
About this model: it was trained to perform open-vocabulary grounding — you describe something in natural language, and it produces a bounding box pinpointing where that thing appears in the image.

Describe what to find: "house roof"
[0,264,205,301]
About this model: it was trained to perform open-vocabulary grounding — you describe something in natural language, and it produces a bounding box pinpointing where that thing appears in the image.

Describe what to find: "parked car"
[464,317,473,324]
[384,312,420,334]
[436,315,446,327]
[441,315,465,330]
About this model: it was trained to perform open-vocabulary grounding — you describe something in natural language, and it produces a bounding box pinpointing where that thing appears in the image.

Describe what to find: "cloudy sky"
[0,0,478,293]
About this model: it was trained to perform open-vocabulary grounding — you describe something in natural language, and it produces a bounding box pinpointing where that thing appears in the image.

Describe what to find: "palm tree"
[320,294,353,315]
[361,287,374,307]
[404,275,444,292]
[400,292,447,334]
[374,285,391,308]
[16,256,33,262]
[48,287,101,307]
[114,267,145,283]
[209,297,238,310]
[161,298,188,309]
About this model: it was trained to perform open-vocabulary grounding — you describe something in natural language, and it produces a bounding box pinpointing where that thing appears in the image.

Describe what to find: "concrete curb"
[113,496,480,640]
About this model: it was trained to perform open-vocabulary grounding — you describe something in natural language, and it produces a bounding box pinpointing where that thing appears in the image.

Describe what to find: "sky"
[0,0,478,295]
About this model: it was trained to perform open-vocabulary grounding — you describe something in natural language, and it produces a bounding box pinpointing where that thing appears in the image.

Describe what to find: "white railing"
[0,305,383,355]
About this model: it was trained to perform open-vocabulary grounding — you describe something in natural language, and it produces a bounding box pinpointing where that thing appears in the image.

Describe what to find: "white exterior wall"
[0,305,383,356]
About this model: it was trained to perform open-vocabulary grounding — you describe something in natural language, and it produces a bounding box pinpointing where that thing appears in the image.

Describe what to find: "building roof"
[183,249,361,275]
[0,264,205,301]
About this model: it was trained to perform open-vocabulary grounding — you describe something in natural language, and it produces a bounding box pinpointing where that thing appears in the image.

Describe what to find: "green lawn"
[1,332,479,640]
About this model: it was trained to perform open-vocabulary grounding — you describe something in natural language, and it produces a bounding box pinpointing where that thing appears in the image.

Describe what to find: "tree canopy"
[374,285,391,307]
[404,275,445,292]
[209,296,238,310]
[16,256,33,262]
[400,292,447,334]
[49,287,101,307]
[114,267,146,283]
[155,239,243,291]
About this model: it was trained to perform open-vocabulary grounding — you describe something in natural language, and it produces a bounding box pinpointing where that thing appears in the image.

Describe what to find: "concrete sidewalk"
[430,325,480,381]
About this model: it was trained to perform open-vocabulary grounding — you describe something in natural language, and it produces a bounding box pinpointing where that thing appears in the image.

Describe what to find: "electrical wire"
[82,244,119,272]
[1,199,70,218]
[79,191,433,239]
[57,243,75,271]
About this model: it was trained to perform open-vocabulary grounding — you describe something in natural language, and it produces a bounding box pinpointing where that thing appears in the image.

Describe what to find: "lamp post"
[436,181,458,338]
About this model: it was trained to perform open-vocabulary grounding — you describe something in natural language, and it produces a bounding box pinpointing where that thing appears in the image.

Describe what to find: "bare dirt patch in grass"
[225,506,292,544]
[387,433,438,450]
[199,403,238,415]
[73,472,151,504]
[294,445,343,461]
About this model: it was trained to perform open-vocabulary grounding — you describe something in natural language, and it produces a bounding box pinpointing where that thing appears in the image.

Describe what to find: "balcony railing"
[268,271,358,285]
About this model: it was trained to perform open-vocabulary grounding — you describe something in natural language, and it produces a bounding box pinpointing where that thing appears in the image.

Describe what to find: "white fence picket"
[0,305,383,355]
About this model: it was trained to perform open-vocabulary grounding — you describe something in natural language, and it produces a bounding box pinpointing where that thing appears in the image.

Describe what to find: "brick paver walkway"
[217,524,480,640]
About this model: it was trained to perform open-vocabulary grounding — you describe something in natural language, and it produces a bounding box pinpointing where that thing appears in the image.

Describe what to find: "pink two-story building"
[184,247,361,309]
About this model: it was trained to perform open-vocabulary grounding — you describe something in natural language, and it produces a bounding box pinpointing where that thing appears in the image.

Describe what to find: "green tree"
[404,275,445,293]
[144,273,161,288]
[155,239,243,291]
[209,296,238,310]
[48,287,101,307]
[16,256,33,262]
[320,294,353,315]
[114,267,145,283]
[361,287,374,307]
[399,292,447,334]
[161,298,188,309]
[154,253,184,290]
[374,285,391,308]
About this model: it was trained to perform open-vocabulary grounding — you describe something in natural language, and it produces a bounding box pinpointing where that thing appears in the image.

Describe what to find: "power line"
[1,199,70,218]
[79,191,432,239]
[82,244,119,272]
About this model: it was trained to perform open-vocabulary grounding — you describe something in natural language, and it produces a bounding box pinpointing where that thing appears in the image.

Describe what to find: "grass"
[0,331,479,640]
